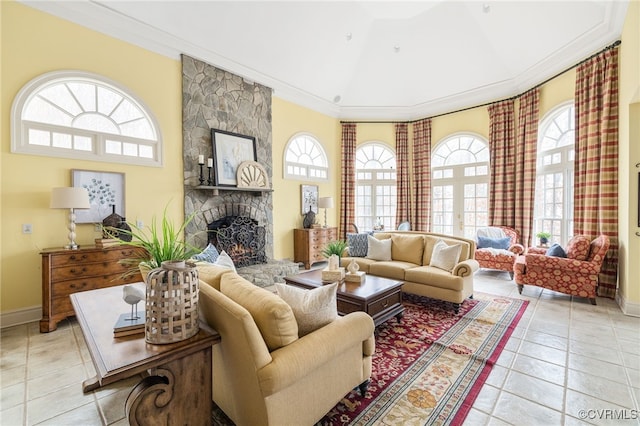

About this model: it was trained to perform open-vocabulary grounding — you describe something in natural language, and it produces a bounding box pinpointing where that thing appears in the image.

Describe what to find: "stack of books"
[113,312,145,338]
[95,238,120,248]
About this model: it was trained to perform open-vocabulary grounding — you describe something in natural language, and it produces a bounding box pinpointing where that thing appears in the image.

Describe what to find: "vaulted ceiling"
[23,1,629,120]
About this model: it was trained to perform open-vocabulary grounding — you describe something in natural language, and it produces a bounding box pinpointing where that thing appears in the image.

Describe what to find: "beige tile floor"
[1,270,639,425]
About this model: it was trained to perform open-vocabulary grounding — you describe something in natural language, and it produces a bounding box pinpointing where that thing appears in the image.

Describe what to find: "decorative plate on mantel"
[236,161,269,189]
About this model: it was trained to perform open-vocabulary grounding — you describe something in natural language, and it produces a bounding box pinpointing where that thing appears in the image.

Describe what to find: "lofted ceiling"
[22,1,629,120]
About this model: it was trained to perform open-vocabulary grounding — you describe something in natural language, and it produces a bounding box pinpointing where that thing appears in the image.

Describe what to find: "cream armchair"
[197,266,375,426]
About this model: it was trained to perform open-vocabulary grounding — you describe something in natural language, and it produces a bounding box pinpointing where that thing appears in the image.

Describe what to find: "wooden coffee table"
[71,283,220,426]
[284,269,404,327]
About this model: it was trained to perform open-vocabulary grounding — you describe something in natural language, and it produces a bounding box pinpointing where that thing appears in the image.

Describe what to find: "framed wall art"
[72,169,125,223]
[301,184,318,215]
[211,129,257,186]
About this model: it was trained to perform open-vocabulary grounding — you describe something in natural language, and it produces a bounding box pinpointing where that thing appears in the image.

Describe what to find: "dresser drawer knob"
[69,254,88,261]
[70,282,87,290]
[70,268,87,274]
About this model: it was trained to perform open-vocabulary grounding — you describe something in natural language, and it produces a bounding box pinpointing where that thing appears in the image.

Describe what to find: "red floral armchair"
[475,226,525,279]
[514,234,610,304]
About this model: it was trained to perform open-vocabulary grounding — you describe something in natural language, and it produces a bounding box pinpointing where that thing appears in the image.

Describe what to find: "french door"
[431,135,489,239]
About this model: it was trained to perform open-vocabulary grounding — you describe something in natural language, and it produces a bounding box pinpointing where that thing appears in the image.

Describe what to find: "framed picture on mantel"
[211,129,257,187]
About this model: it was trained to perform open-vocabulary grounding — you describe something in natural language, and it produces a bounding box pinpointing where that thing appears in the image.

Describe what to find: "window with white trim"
[355,142,396,231]
[283,133,328,180]
[534,103,575,246]
[431,134,489,239]
[11,71,162,166]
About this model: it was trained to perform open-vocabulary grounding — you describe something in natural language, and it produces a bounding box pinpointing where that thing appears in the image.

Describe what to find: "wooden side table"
[71,283,220,425]
[293,227,338,269]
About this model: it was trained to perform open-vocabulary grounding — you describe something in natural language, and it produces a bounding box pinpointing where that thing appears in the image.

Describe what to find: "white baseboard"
[1,306,41,328]
[616,293,640,317]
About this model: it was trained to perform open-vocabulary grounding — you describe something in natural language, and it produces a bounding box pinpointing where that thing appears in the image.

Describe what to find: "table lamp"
[318,196,334,228]
[50,187,91,249]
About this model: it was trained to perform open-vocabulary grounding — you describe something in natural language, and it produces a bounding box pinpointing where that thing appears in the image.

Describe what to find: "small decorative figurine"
[328,254,339,271]
[123,285,144,320]
[303,206,316,229]
[347,258,360,275]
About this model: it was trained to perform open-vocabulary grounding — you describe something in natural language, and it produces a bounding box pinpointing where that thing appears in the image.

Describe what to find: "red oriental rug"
[316,292,528,426]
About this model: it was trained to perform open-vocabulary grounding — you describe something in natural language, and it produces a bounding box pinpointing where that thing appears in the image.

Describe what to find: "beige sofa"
[341,231,479,312]
[196,264,375,426]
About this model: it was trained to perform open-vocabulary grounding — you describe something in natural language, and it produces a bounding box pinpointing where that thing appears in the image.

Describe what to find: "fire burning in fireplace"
[207,216,266,267]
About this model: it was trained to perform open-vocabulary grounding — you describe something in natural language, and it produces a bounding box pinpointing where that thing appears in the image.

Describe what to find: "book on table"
[113,312,145,337]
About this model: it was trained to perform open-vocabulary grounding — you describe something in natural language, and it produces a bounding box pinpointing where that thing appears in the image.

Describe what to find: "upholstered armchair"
[475,226,525,279]
[514,234,610,304]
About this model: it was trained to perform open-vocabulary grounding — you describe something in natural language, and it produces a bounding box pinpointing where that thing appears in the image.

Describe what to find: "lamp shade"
[318,197,334,209]
[50,187,91,209]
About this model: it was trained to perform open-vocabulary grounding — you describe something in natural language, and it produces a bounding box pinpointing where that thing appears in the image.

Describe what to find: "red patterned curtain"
[487,100,516,227]
[412,119,432,231]
[515,88,539,247]
[339,123,357,239]
[574,47,619,298]
[395,123,410,229]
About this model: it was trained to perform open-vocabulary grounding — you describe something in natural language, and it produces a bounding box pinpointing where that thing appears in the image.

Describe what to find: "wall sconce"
[317,196,334,228]
[50,187,91,249]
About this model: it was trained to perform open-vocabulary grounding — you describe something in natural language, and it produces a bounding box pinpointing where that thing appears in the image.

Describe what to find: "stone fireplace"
[181,55,298,286]
[204,204,267,267]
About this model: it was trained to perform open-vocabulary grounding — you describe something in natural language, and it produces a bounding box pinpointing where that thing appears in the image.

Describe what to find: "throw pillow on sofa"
[347,233,369,257]
[545,243,567,258]
[477,236,511,250]
[275,282,338,336]
[192,243,220,263]
[566,235,591,261]
[214,250,236,272]
[429,239,462,271]
[366,235,392,261]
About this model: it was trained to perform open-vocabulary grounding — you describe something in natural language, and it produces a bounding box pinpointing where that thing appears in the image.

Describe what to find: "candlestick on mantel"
[198,155,205,165]
[198,163,205,185]
[207,158,213,168]
[207,166,213,186]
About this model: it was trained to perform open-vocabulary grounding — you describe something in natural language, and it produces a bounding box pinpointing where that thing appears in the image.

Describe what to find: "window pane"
[29,129,50,146]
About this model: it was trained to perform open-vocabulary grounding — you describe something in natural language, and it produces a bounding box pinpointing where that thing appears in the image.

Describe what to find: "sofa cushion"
[275,282,338,337]
[429,240,462,272]
[477,236,511,250]
[369,261,417,281]
[192,243,220,263]
[423,235,472,265]
[221,274,298,351]
[366,235,392,261]
[405,266,464,291]
[196,263,233,291]
[391,234,425,265]
[566,235,591,261]
[347,233,368,257]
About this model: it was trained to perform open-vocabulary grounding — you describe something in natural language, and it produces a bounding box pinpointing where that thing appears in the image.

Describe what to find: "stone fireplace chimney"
[181,55,274,261]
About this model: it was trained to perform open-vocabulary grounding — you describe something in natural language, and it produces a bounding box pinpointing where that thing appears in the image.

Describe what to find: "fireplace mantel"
[195,185,274,197]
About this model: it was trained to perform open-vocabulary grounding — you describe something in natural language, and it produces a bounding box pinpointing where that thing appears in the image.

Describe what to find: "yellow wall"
[271,98,341,259]
[618,0,640,307]
[2,1,638,319]
[1,2,183,312]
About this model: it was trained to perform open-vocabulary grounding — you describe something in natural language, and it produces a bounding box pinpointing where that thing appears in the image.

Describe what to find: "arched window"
[431,134,489,239]
[283,133,328,180]
[355,142,396,231]
[534,102,575,245]
[11,71,162,166]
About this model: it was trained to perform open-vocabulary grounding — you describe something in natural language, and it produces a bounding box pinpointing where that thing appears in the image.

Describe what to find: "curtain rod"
[340,39,621,125]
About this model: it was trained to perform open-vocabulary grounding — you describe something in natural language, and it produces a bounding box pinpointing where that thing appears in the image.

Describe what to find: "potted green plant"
[536,231,552,246]
[321,240,348,262]
[105,206,200,279]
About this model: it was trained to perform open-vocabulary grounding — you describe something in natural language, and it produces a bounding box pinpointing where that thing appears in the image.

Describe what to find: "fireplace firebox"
[208,216,266,267]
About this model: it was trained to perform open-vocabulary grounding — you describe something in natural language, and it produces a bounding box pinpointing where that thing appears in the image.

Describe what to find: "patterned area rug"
[212,292,527,426]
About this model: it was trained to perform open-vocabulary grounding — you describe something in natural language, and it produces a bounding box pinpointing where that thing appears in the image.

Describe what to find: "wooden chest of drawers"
[40,245,143,332]
[293,227,338,269]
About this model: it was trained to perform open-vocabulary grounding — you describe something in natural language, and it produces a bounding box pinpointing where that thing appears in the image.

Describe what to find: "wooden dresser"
[40,245,143,332]
[293,227,338,269]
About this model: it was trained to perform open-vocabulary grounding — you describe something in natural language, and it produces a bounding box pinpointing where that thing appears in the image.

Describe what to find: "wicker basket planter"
[145,260,199,344]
